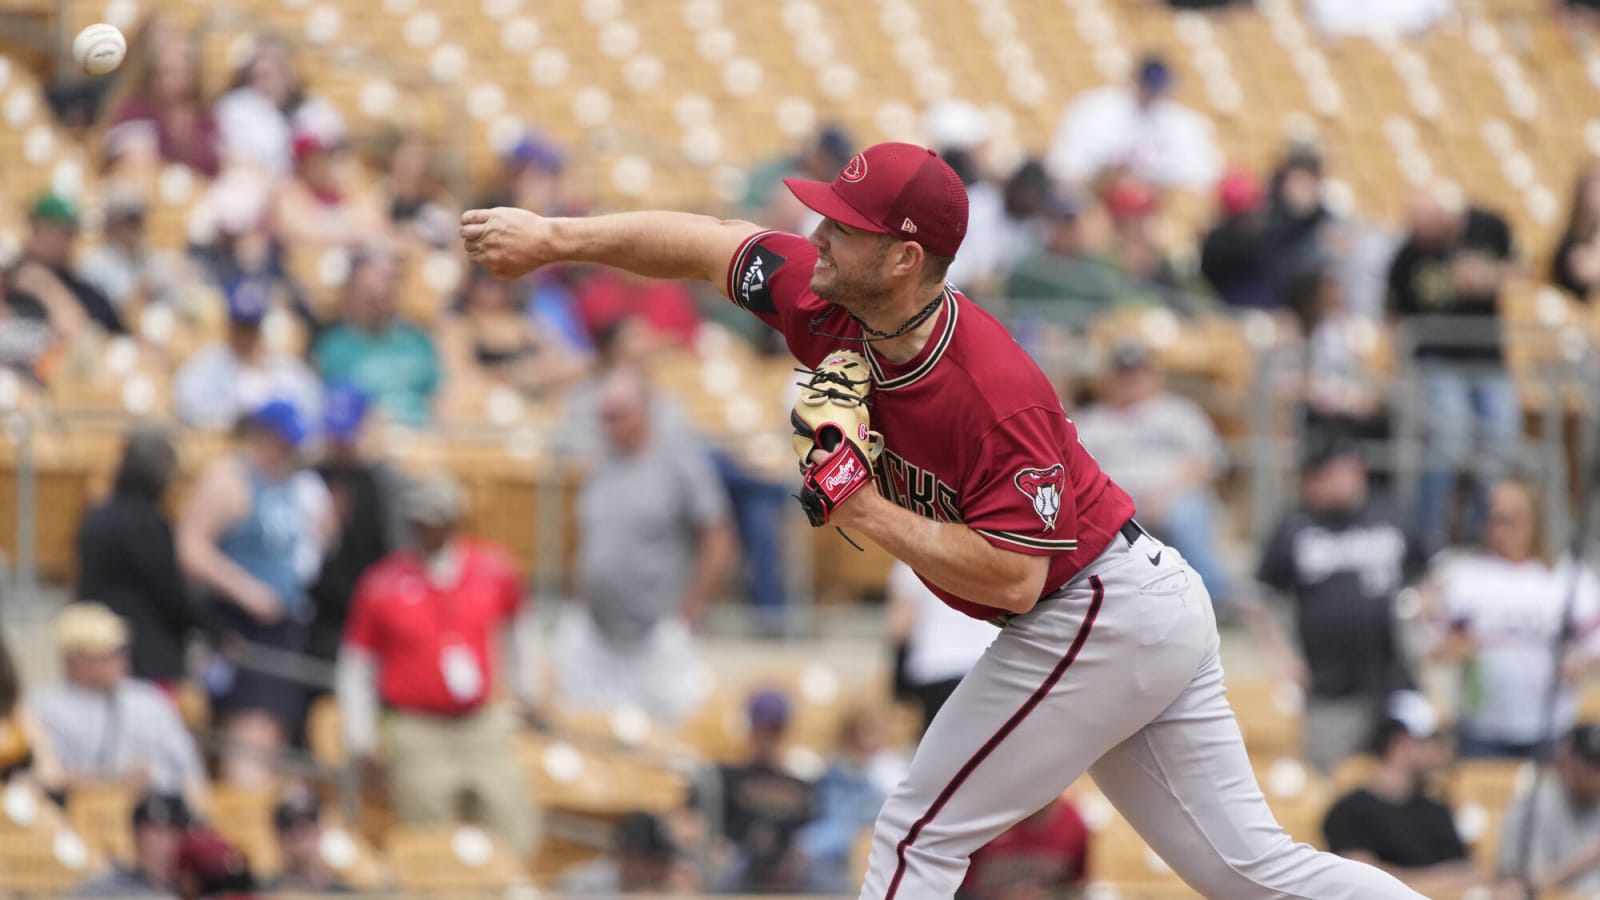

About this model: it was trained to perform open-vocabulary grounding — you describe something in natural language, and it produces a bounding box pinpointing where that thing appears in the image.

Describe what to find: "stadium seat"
[1225,680,1305,762]
[0,825,100,895]
[383,823,528,893]
[65,781,135,867]
[207,784,282,877]
[1085,812,1198,899]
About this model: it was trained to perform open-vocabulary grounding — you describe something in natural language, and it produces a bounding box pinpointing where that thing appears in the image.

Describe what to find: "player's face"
[808,218,892,308]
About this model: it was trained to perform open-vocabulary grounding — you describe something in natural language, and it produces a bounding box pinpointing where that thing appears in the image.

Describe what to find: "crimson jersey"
[727,230,1136,620]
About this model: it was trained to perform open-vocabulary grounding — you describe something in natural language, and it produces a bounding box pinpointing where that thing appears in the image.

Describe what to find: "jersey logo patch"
[840,154,867,183]
[736,244,786,314]
[1013,464,1066,532]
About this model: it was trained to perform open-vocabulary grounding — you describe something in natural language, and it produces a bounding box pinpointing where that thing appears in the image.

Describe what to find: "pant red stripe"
[882,576,1105,899]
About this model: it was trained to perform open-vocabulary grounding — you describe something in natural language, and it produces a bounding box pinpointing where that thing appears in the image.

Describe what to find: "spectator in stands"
[1201,168,1283,310]
[741,125,853,227]
[78,189,191,313]
[1286,266,1390,447]
[1496,723,1600,896]
[215,33,343,178]
[1266,144,1336,276]
[337,473,538,854]
[1046,53,1220,191]
[1247,437,1426,772]
[173,275,322,430]
[306,384,404,671]
[0,261,60,386]
[274,126,390,252]
[102,30,220,177]
[178,400,333,786]
[1387,183,1520,550]
[75,428,194,687]
[1004,188,1155,326]
[1073,341,1234,608]
[556,368,734,722]
[475,128,572,215]
[1422,477,1600,759]
[0,628,62,791]
[715,690,817,894]
[314,252,440,428]
[960,795,1090,899]
[264,790,352,893]
[560,812,684,894]
[5,193,124,339]
[1308,0,1452,38]
[174,827,256,899]
[1104,173,1212,315]
[799,707,902,894]
[78,793,193,896]
[887,561,995,736]
[438,266,585,411]
[378,131,458,251]
[1322,691,1477,895]
[1553,166,1600,302]
[30,605,208,811]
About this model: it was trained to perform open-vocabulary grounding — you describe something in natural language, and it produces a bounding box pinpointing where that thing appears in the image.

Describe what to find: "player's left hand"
[806,447,879,528]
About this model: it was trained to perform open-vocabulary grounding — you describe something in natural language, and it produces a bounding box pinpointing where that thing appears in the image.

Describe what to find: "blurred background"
[2,0,1600,896]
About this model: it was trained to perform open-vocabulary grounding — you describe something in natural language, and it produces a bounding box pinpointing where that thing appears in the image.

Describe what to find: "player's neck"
[863,286,944,364]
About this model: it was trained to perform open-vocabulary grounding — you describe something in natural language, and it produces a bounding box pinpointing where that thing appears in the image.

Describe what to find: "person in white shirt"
[886,561,997,736]
[1424,478,1600,759]
[76,190,192,313]
[214,34,346,178]
[1072,341,1235,608]
[172,276,322,430]
[1046,54,1221,192]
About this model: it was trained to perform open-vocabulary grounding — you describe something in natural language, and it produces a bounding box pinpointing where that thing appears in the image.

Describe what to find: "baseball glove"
[791,350,883,528]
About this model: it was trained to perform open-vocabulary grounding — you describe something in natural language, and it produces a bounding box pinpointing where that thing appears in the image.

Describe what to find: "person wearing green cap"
[4,193,125,338]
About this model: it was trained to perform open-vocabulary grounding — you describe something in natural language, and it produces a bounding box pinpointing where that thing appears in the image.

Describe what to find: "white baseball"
[72,24,127,76]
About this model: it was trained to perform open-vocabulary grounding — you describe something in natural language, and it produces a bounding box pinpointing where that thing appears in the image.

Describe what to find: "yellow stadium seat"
[383,824,528,893]
[66,781,135,867]
[0,825,102,894]
[207,784,282,877]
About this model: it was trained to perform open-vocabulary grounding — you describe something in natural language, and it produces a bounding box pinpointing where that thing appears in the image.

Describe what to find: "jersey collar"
[864,286,957,392]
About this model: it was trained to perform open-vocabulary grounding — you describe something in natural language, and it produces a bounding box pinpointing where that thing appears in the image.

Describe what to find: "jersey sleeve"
[724,230,835,364]
[963,407,1080,556]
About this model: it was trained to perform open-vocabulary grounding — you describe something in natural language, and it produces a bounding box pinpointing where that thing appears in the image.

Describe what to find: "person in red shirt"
[459,143,1423,899]
[336,472,537,854]
[961,797,1089,900]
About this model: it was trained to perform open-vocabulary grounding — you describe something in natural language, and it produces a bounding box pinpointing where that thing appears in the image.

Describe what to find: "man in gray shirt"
[555,367,736,722]
[1497,724,1600,895]
[30,604,208,813]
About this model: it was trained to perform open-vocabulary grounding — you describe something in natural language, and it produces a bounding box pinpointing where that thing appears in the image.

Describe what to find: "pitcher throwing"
[462,142,1425,899]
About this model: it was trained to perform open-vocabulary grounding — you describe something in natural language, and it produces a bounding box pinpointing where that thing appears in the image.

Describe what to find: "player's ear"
[887,240,925,280]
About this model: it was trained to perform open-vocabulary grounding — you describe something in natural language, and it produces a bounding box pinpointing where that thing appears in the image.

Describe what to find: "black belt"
[1119,519,1148,546]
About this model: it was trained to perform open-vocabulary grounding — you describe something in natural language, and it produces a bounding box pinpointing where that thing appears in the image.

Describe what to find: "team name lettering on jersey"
[879,449,961,523]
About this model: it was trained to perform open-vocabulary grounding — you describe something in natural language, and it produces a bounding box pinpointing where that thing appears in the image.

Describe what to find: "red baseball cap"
[784,142,969,257]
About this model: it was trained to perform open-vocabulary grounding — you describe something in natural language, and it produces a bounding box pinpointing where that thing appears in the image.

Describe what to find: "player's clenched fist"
[460,207,550,279]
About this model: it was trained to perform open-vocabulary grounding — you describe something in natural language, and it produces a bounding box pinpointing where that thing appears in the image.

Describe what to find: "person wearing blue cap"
[176,398,334,786]
[1045,51,1221,191]
[173,276,323,431]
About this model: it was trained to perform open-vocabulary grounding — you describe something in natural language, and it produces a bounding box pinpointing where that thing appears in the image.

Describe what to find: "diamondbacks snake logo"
[1013,464,1066,532]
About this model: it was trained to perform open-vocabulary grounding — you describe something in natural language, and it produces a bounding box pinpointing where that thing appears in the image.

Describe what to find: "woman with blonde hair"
[1425,477,1600,759]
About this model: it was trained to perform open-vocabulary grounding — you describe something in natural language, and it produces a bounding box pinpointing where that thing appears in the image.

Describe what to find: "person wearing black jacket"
[307,384,404,666]
[74,428,195,685]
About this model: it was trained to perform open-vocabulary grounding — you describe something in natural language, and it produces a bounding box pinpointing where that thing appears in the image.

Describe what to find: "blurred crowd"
[1,4,1600,898]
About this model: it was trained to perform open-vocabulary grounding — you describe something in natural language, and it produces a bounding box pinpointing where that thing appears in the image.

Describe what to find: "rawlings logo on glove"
[791,350,882,538]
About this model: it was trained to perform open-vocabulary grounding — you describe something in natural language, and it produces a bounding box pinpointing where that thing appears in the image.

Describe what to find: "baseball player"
[461,142,1424,899]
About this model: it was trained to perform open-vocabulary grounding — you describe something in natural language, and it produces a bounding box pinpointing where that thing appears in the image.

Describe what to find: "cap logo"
[901,218,918,234]
[840,154,867,183]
